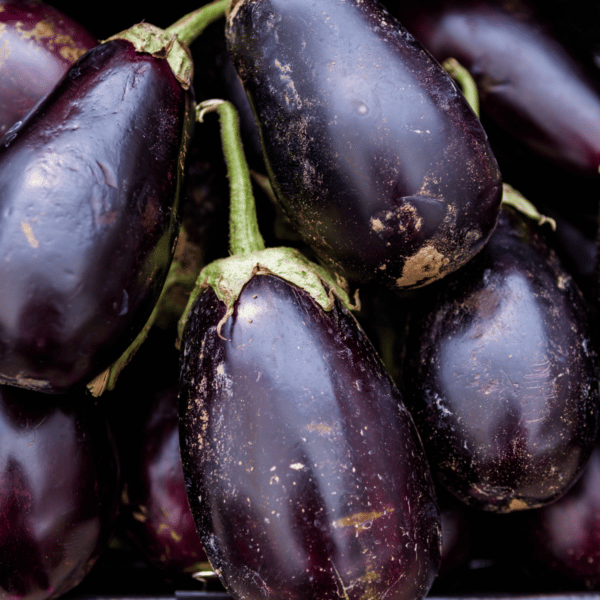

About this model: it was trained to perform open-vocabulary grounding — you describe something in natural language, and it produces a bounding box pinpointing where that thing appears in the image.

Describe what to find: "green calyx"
[105,0,229,90]
[105,23,194,89]
[176,98,359,344]
[178,246,359,341]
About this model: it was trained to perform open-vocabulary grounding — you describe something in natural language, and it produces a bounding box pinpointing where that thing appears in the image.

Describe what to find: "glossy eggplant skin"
[391,0,600,181]
[226,0,502,289]
[0,0,97,135]
[179,274,441,600]
[107,329,207,578]
[0,38,195,394]
[402,205,600,513]
[0,386,120,600]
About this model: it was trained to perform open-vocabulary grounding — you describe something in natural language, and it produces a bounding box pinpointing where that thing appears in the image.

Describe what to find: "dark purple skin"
[401,205,600,513]
[544,211,598,306]
[107,330,207,578]
[226,0,502,290]
[0,0,97,135]
[0,38,195,394]
[390,0,600,185]
[515,440,600,589]
[179,274,441,600]
[0,386,120,600]
[435,486,476,584]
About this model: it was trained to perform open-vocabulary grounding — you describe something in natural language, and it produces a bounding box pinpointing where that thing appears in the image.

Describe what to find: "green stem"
[440,60,557,226]
[164,0,229,47]
[176,101,359,343]
[442,57,480,118]
[197,99,265,256]
[501,183,556,229]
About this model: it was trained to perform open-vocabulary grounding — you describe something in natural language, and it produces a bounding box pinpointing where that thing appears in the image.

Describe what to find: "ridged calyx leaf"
[178,246,359,341]
[105,23,193,89]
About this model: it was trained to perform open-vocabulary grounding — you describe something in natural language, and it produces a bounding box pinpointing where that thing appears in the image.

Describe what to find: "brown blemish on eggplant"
[133,509,148,523]
[371,218,384,232]
[397,204,423,234]
[16,19,54,42]
[20,221,39,248]
[59,44,88,63]
[0,38,9,69]
[332,508,394,531]
[396,245,449,288]
[274,58,302,108]
[304,420,336,435]
[14,19,86,61]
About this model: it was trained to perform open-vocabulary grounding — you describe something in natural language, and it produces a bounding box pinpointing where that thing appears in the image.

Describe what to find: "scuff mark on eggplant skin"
[226,0,502,289]
[179,273,441,600]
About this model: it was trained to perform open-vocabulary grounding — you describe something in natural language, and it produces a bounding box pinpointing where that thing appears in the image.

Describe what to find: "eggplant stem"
[197,99,265,256]
[165,0,229,47]
[442,57,480,118]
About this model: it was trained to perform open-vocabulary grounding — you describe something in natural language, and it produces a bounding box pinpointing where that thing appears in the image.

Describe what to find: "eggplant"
[514,439,600,589]
[401,205,599,512]
[225,0,502,290]
[0,386,120,600]
[0,28,196,393]
[106,329,207,579]
[543,211,598,306]
[434,486,476,586]
[390,0,600,216]
[176,97,440,600]
[0,0,97,135]
[179,273,441,600]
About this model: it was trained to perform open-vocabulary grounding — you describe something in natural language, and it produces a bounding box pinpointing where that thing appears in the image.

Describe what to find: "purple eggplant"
[225,0,502,290]
[0,28,196,393]
[390,0,600,215]
[0,386,120,600]
[0,0,97,135]
[435,486,476,585]
[544,211,598,306]
[515,439,600,589]
[175,95,441,600]
[401,205,599,512]
[106,329,207,579]
[179,272,441,600]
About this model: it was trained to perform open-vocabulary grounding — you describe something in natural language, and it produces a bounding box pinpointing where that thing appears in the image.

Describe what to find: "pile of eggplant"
[1,0,600,599]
